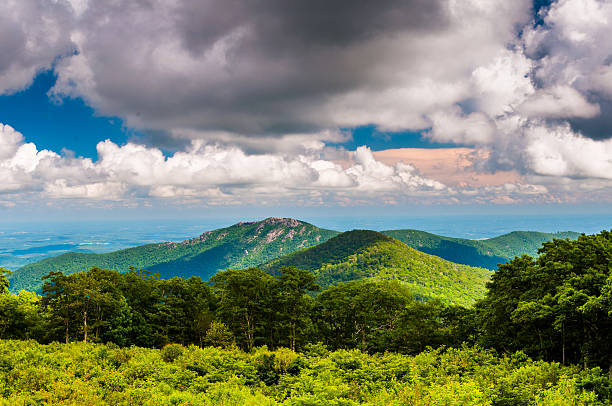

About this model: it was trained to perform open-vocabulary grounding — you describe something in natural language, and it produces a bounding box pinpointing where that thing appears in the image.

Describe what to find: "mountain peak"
[260,217,304,227]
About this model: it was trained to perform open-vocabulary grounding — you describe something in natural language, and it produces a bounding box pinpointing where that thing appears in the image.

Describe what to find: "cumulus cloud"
[0,0,74,94]
[4,123,605,205]
[1,0,612,204]
[422,0,612,183]
[523,0,612,139]
[426,107,496,145]
[43,0,532,135]
[0,124,451,204]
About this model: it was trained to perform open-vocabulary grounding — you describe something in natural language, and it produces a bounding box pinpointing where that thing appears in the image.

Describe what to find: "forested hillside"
[8,218,339,293]
[262,230,492,306]
[382,229,580,269]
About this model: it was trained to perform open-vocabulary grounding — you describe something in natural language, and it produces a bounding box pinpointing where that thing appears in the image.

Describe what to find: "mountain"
[261,230,492,306]
[381,230,581,269]
[8,218,339,293]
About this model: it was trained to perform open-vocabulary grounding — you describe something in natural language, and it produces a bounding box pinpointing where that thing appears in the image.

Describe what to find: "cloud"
[44,0,531,135]
[1,0,612,199]
[426,107,496,145]
[525,123,612,179]
[523,0,612,139]
[4,123,609,206]
[518,86,600,119]
[0,123,451,204]
[0,0,74,95]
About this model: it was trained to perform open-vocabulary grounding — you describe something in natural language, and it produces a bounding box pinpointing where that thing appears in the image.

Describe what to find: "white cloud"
[427,107,496,145]
[470,49,534,117]
[0,123,451,203]
[525,123,612,179]
[518,86,600,119]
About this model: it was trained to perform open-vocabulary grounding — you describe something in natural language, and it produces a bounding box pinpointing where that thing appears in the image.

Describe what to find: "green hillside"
[262,230,492,306]
[382,229,581,269]
[9,218,339,293]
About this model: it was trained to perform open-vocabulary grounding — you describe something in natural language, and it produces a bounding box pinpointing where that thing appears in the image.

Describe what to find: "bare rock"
[265,227,285,243]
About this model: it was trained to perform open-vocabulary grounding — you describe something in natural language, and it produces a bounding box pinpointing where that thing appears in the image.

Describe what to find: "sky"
[1,0,612,221]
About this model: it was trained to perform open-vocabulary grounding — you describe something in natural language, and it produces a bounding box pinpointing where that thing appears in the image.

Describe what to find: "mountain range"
[6,217,580,303]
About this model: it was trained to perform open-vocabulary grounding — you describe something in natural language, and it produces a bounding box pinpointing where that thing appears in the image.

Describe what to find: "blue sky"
[1,0,612,220]
[0,71,131,158]
[0,71,455,158]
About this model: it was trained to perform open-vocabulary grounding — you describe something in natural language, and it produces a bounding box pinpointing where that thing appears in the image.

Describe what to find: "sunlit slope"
[262,230,492,306]
[382,229,580,269]
[9,218,339,292]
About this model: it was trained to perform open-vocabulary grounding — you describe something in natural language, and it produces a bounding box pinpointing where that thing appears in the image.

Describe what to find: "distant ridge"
[381,229,581,269]
[9,217,339,293]
[261,230,492,306]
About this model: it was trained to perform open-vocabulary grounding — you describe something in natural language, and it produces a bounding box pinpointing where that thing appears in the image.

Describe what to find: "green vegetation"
[1,340,607,405]
[1,265,477,354]
[9,218,339,293]
[262,230,492,306]
[383,229,580,269]
[476,230,612,376]
[1,230,612,404]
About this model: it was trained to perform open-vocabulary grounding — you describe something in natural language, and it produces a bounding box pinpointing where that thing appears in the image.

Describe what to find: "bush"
[161,343,184,363]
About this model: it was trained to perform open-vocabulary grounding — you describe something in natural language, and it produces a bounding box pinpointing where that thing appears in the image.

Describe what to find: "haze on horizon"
[1,0,612,219]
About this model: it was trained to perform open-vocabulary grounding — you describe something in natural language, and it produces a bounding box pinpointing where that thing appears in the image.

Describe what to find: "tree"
[203,320,234,348]
[156,276,215,346]
[210,268,279,351]
[315,280,413,352]
[277,267,319,351]
[121,268,160,347]
[0,267,11,294]
[393,299,448,354]
[41,271,76,343]
[477,231,612,376]
[41,268,126,343]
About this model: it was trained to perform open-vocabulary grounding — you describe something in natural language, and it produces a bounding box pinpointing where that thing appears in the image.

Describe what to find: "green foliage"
[0,268,10,294]
[36,268,216,347]
[263,230,492,306]
[0,340,607,405]
[383,229,580,269]
[314,280,413,352]
[203,321,234,348]
[9,218,339,293]
[160,343,185,362]
[477,230,612,375]
[3,266,482,355]
[210,268,278,351]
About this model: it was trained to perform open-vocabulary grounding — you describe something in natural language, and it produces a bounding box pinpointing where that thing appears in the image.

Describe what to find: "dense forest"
[1,230,611,404]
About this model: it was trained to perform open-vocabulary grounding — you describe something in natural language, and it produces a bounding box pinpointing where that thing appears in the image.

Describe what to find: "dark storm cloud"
[0,0,73,94]
[177,0,447,54]
[165,0,448,134]
[51,0,524,137]
[569,99,612,140]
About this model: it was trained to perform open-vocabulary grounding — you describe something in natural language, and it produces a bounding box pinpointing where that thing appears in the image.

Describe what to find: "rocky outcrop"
[265,228,285,243]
